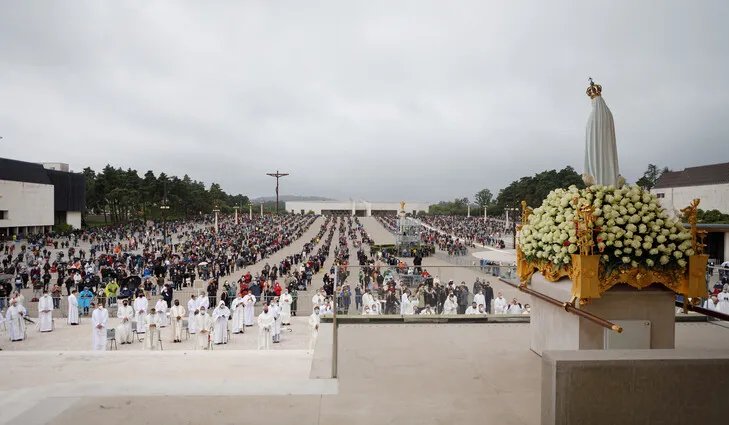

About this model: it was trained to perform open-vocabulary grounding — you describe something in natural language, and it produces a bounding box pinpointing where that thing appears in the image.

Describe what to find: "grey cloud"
[1,0,728,204]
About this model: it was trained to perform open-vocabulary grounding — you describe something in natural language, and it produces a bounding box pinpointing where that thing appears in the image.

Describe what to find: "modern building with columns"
[285,200,430,216]
[0,157,86,238]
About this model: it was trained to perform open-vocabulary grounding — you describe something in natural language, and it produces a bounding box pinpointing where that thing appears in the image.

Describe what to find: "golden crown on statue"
[586,77,602,99]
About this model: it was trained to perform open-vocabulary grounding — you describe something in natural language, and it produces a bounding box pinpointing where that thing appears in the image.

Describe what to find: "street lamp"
[213,205,220,232]
[504,206,520,248]
[160,193,170,245]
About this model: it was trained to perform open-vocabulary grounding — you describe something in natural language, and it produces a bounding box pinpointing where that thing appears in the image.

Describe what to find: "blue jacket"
[79,289,94,308]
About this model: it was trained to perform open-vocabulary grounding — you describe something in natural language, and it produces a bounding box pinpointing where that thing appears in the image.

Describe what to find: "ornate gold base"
[518,249,709,300]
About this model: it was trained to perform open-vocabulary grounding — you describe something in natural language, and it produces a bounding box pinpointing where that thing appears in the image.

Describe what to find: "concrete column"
[724,232,729,260]
[249,205,252,220]
[467,205,470,217]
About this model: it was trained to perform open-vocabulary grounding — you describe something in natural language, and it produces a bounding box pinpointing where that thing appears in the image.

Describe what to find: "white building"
[0,157,86,238]
[285,200,430,216]
[652,162,729,214]
[652,162,729,262]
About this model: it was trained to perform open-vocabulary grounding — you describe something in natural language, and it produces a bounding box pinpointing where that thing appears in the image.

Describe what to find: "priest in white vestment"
[91,303,108,351]
[116,299,134,344]
[144,308,162,350]
[154,298,168,327]
[443,294,458,315]
[718,285,729,315]
[465,302,479,315]
[308,306,320,351]
[269,299,281,343]
[507,299,523,314]
[243,293,256,326]
[5,299,27,341]
[170,300,186,343]
[257,305,275,350]
[133,294,148,334]
[68,290,80,325]
[187,295,198,335]
[493,293,508,315]
[400,291,409,314]
[231,295,245,334]
[195,306,213,350]
[212,301,230,344]
[37,292,54,332]
[473,291,486,312]
[361,290,374,314]
[403,297,416,315]
[197,292,210,312]
[280,290,293,325]
[311,291,325,310]
[420,305,434,315]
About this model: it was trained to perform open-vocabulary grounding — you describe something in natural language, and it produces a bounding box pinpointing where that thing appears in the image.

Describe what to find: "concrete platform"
[3,322,727,425]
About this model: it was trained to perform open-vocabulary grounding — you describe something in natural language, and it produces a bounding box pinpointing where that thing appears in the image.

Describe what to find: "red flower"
[563,241,571,246]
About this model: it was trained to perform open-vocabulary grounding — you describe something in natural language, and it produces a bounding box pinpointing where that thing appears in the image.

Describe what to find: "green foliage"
[428,198,479,216]
[695,209,729,224]
[53,223,73,234]
[635,164,670,190]
[84,165,249,225]
[474,188,494,207]
[491,166,585,215]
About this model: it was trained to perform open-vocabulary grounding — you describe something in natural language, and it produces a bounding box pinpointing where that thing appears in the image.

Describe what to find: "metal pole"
[467,204,470,217]
[260,202,263,218]
[499,278,623,333]
[675,300,729,321]
[484,206,487,220]
[249,204,252,220]
[332,265,339,379]
[505,209,509,229]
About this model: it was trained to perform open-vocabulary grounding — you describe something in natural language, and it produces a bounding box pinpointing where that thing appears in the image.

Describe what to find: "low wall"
[542,349,729,425]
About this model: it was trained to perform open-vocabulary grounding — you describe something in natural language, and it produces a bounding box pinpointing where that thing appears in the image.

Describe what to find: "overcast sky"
[1,1,728,203]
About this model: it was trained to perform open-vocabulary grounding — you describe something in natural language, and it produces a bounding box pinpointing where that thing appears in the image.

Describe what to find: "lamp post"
[249,204,252,220]
[505,206,519,248]
[233,205,240,224]
[260,202,264,218]
[160,184,170,244]
[484,205,488,220]
[213,206,220,232]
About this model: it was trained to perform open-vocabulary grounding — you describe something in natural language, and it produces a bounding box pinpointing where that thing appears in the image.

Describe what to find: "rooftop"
[654,162,729,189]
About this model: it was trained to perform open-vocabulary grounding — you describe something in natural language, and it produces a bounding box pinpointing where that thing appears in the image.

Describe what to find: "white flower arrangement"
[519,185,693,272]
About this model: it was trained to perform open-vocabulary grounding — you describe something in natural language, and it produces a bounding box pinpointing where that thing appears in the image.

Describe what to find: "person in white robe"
[5,299,27,341]
[522,304,531,315]
[269,299,281,343]
[154,298,168,327]
[403,297,416,315]
[257,305,275,350]
[443,293,458,315]
[133,293,148,334]
[308,306,320,351]
[197,292,209,312]
[116,299,134,344]
[279,290,293,325]
[37,291,54,332]
[400,290,410,314]
[362,305,373,315]
[311,290,325,310]
[361,290,374,314]
[718,285,729,315]
[465,302,479,315]
[420,305,434,315]
[231,295,245,334]
[170,299,186,343]
[369,303,380,315]
[507,299,523,314]
[187,295,198,335]
[212,301,230,344]
[195,306,213,350]
[473,291,486,312]
[67,290,79,325]
[91,303,108,351]
[144,308,162,350]
[243,293,256,326]
[320,301,333,315]
[493,292,508,315]
[704,295,720,311]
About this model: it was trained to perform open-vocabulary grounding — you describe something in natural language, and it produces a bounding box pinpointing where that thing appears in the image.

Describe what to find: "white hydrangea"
[519,185,694,272]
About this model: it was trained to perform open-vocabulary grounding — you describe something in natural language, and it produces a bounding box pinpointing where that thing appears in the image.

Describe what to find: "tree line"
[83,165,250,224]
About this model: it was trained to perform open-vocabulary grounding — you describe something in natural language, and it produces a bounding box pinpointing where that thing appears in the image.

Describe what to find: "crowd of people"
[419,216,511,249]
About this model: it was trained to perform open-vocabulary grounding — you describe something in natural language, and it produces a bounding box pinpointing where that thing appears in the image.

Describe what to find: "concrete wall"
[66,210,82,229]
[652,182,729,214]
[0,179,54,229]
[530,274,676,356]
[286,201,430,216]
[542,349,729,425]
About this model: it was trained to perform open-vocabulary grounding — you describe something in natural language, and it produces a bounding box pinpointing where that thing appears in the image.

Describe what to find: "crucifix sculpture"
[266,170,289,215]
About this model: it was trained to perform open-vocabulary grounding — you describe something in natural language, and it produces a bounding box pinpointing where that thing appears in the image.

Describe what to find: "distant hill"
[250,195,335,203]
